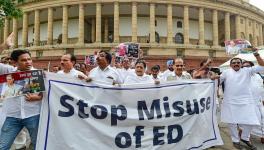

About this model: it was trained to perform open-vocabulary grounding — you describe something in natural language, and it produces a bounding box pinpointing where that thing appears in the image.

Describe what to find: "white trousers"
[228,123,253,142]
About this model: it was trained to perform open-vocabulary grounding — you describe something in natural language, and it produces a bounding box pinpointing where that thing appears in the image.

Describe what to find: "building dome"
[0,0,264,69]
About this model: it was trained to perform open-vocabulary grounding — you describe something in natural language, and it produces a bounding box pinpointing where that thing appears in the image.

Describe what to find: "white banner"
[36,73,223,150]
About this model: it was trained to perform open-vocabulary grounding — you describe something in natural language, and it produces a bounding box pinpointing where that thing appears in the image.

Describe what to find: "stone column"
[96,3,102,43]
[12,18,18,48]
[47,7,53,45]
[259,24,263,45]
[167,4,173,44]
[22,12,28,47]
[114,1,119,43]
[149,3,155,43]
[131,2,137,43]
[62,5,68,44]
[253,20,257,46]
[198,7,205,45]
[3,18,9,42]
[225,12,230,41]
[34,9,40,46]
[78,3,85,44]
[91,18,95,42]
[245,17,249,40]
[104,18,108,42]
[212,10,218,46]
[235,15,241,39]
[183,6,189,45]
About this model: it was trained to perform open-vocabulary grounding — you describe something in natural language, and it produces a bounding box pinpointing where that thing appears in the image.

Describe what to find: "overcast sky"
[250,0,264,11]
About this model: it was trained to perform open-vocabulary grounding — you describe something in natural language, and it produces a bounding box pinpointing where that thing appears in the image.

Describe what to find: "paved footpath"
[208,123,264,150]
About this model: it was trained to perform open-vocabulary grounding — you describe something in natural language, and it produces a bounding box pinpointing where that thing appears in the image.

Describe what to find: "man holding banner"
[219,50,264,150]
[0,50,43,150]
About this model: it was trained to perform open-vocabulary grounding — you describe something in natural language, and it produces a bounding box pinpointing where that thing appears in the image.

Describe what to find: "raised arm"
[0,32,14,53]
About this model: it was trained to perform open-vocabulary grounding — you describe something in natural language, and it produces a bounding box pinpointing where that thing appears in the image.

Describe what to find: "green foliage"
[0,0,23,27]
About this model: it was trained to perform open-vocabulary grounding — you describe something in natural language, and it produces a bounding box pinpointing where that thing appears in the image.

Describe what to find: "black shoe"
[233,142,241,149]
[240,139,257,150]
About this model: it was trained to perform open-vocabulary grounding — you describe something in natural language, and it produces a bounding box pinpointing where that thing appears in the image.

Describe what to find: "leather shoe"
[240,139,257,150]
[233,142,241,149]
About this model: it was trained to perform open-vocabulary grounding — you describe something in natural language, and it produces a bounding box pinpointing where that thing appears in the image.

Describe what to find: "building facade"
[0,0,264,70]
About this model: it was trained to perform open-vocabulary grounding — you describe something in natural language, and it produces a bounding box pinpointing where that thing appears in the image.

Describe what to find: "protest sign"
[0,70,45,99]
[36,73,223,150]
[116,43,140,58]
[225,39,252,55]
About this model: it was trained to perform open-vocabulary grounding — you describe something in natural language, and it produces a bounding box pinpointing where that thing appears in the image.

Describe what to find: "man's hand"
[25,93,43,102]
[154,80,160,85]
[5,32,14,48]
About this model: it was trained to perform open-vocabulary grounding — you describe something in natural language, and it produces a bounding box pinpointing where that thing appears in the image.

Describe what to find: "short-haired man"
[52,65,60,73]
[0,49,43,150]
[57,54,87,79]
[163,58,192,81]
[87,50,121,84]
[219,50,264,149]
[151,65,161,80]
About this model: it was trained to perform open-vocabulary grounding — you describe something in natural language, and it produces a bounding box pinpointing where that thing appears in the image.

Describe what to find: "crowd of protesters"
[0,33,263,150]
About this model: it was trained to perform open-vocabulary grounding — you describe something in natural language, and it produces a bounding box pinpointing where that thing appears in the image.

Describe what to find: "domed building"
[0,0,264,70]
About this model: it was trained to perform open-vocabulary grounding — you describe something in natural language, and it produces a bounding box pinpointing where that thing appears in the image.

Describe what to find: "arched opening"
[175,33,184,44]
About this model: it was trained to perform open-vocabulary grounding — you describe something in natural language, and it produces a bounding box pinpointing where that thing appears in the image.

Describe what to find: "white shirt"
[89,66,121,84]
[250,73,264,105]
[124,74,154,84]
[0,64,42,119]
[116,68,135,83]
[57,68,87,78]
[162,69,173,78]
[163,71,192,81]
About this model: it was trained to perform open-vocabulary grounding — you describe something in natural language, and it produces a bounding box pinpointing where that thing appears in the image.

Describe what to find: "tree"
[0,0,24,27]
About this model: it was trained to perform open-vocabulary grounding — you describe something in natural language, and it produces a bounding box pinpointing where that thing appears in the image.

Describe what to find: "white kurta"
[57,68,87,78]
[124,74,154,84]
[250,74,264,137]
[89,66,122,84]
[220,66,264,125]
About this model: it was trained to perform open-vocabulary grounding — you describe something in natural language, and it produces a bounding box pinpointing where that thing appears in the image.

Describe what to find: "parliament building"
[0,0,264,70]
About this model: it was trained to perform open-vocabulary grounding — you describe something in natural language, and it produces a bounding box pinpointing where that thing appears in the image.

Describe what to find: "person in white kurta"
[87,50,122,84]
[124,60,157,84]
[163,58,192,81]
[242,61,264,141]
[58,54,87,79]
[219,53,264,149]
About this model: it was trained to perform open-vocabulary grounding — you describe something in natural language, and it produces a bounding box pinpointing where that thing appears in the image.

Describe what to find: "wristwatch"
[253,52,260,57]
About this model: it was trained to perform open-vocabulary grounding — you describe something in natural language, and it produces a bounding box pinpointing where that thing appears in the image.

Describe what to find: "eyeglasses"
[175,65,184,67]
[231,62,241,64]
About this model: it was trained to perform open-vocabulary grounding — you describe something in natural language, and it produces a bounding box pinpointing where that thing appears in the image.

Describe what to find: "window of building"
[256,24,258,29]
[177,21,182,28]
[249,21,251,26]
[175,33,184,44]
[155,32,160,43]
[36,51,43,58]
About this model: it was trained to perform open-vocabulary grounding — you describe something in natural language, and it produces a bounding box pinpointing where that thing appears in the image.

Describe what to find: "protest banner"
[0,70,45,99]
[36,73,223,150]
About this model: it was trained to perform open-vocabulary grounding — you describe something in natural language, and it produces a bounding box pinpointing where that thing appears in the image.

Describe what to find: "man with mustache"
[218,51,264,150]
[87,50,121,84]
[163,58,192,81]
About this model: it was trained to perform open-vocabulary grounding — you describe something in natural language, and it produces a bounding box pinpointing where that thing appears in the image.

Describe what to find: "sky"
[250,0,264,11]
